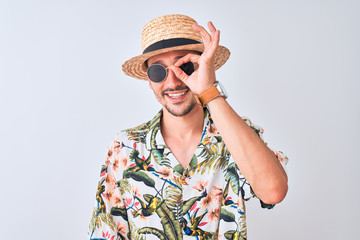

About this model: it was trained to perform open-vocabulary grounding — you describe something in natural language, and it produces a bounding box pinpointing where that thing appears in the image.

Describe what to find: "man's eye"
[180,62,195,75]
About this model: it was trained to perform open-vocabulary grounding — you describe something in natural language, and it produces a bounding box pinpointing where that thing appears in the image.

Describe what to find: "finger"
[174,53,200,67]
[193,23,211,46]
[207,21,220,49]
[209,29,220,53]
[201,29,220,60]
[207,21,217,33]
[169,66,190,82]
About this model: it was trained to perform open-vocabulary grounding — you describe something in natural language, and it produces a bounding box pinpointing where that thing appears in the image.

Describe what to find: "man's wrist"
[194,81,228,107]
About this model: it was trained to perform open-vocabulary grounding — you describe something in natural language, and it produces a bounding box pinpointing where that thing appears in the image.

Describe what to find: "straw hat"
[122,14,230,80]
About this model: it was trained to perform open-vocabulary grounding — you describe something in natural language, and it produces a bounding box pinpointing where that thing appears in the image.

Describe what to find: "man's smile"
[164,89,189,102]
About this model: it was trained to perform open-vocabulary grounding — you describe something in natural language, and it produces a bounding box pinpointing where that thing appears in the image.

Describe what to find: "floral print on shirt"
[89,109,288,240]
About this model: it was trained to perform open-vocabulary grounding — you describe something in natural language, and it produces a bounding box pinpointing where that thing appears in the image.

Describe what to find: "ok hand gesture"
[170,21,220,95]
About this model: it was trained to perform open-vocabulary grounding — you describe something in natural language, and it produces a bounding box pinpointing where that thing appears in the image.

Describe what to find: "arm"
[206,97,288,204]
[171,22,288,204]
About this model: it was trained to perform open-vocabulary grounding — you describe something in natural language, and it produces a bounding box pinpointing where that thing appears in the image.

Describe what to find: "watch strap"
[195,85,221,107]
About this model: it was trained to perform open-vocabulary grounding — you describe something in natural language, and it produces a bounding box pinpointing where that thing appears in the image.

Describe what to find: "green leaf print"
[164,184,183,220]
[188,155,198,169]
[224,162,240,195]
[124,122,151,144]
[89,208,116,232]
[196,142,230,175]
[220,207,235,222]
[173,164,184,175]
[123,170,155,187]
[182,193,206,215]
[110,206,128,221]
[143,194,183,240]
[224,230,247,240]
[151,148,172,168]
[117,179,132,195]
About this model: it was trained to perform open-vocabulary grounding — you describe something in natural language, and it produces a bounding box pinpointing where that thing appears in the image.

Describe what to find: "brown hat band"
[143,38,201,54]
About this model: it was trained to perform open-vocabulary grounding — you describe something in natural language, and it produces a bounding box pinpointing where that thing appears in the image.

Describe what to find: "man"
[89,14,288,240]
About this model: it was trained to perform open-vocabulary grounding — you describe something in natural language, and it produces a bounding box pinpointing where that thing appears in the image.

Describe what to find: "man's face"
[147,50,199,117]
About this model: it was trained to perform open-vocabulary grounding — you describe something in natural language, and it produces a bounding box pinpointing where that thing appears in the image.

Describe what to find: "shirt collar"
[145,108,214,150]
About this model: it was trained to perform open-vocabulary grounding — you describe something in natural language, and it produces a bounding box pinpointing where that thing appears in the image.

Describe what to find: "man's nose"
[165,68,183,86]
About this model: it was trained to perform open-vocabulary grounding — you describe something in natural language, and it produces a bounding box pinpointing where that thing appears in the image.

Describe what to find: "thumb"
[170,66,189,83]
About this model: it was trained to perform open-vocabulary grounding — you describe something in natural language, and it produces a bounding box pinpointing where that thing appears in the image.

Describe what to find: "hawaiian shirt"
[89,109,288,240]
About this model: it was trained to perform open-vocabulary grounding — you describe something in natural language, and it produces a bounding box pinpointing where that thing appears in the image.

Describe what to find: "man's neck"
[160,105,204,141]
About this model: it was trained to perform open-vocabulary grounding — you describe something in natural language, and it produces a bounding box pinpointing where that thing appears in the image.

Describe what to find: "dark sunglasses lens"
[147,64,167,83]
[180,62,194,76]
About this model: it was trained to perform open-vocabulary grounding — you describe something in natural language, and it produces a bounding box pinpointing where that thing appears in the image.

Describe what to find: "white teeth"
[168,92,185,98]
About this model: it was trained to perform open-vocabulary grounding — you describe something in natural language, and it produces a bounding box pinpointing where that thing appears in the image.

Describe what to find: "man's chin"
[164,101,197,117]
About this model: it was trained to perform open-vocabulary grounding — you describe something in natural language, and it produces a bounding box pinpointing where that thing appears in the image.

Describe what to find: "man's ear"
[148,80,153,90]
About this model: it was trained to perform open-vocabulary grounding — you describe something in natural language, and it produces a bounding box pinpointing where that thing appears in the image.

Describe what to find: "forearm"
[206,97,288,204]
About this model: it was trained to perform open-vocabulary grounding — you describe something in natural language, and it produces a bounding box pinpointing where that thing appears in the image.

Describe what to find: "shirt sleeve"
[241,117,289,209]
[88,139,130,240]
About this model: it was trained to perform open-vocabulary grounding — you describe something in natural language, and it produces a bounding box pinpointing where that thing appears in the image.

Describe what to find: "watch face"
[216,81,228,99]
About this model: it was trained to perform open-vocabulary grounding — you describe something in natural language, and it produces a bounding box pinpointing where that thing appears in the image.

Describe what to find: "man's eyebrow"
[151,55,185,65]
[152,60,163,65]
[175,55,184,60]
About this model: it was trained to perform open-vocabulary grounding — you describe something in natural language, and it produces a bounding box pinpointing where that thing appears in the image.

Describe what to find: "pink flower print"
[198,221,208,227]
[102,189,113,204]
[208,207,220,222]
[102,231,115,240]
[272,150,286,163]
[125,197,133,207]
[112,157,120,172]
[193,179,208,192]
[132,185,142,198]
[113,193,124,207]
[210,186,223,204]
[158,166,174,180]
[190,201,198,212]
[119,154,129,168]
[113,141,122,154]
[116,222,127,235]
[105,148,113,167]
[260,128,264,134]
[200,194,214,208]
[104,173,116,188]
[113,140,120,148]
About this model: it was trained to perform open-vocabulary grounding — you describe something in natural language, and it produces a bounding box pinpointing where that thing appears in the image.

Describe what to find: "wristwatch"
[195,81,228,107]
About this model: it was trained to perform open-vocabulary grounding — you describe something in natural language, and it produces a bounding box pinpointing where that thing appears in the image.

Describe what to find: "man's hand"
[170,21,220,95]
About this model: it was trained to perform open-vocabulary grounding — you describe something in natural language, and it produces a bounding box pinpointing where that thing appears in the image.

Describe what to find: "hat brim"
[122,44,230,80]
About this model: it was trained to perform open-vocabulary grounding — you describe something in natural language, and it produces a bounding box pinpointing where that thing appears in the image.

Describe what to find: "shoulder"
[107,119,153,151]
[117,110,162,145]
[103,121,153,177]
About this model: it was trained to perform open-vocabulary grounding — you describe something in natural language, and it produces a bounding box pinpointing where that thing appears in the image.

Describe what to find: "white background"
[1,0,359,239]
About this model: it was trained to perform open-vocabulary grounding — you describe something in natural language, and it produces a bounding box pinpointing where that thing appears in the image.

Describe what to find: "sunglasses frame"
[146,64,170,83]
[147,62,195,83]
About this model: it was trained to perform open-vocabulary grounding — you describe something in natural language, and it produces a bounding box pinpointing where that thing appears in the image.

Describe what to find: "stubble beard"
[164,98,197,117]
[156,86,198,117]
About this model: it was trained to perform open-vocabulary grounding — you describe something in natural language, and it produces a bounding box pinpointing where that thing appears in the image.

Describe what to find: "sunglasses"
[147,62,195,83]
